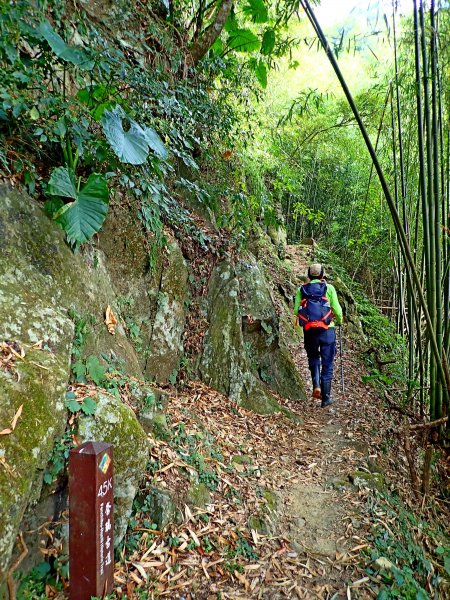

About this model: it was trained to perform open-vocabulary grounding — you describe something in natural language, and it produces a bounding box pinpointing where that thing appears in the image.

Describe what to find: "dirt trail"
[111,245,394,599]
[251,242,388,596]
[272,339,382,598]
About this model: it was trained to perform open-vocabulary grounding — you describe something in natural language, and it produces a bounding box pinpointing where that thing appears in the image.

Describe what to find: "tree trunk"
[188,0,234,66]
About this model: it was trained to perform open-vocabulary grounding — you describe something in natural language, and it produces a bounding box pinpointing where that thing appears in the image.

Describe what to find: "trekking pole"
[339,325,346,399]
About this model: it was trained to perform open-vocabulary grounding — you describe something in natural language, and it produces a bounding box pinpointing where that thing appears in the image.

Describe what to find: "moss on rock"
[76,392,149,545]
[145,238,189,383]
[0,351,69,583]
[186,483,211,509]
[349,471,385,491]
[144,487,179,530]
[200,257,306,412]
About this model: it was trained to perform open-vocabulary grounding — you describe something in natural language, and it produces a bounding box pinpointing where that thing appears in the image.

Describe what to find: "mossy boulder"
[349,471,385,491]
[186,483,211,509]
[248,489,278,535]
[0,351,69,584]
[143,487,179,530]
[145,238,190,383]
[0,186,146,581]
[200,257,306,411]
[130,383,169,437]
[200,261,281,414]
[77,392,149,545]
[237,256,305,402]
[97,202,163,369]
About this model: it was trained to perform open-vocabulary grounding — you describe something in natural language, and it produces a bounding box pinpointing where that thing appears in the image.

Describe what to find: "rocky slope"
[0,184,306,588]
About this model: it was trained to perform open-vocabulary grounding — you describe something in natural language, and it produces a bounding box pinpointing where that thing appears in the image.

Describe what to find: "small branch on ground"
[7,533,28,600]
[401,431,422,501]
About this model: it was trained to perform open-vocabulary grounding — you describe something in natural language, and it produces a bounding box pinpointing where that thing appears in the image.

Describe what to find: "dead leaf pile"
[107,375,390,599]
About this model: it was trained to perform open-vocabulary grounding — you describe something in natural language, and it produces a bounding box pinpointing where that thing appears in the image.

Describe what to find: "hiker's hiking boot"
[321,380,333,407]
[311,365,320,399]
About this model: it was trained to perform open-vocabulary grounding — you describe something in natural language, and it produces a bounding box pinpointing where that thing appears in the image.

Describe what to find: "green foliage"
[228,29,261,53]
[166,422,221,491]
[71,354,107,386]
[39,20,93,68]
[68,309,94,359]
[316,247,406,363]
[43,427,74,484]
[261,29,276,55]
[64,392,97,416]
[0,0,241,251]
[47,167,109,247]
[366,492,450,599]
[243,0,269,24]
[102,105,168,165]
[17,560,62,599]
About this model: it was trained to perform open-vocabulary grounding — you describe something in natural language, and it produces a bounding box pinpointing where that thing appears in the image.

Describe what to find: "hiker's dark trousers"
[304,328,337,383]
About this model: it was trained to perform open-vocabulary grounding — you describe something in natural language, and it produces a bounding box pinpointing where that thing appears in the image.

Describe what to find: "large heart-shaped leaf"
[39,21,94,69]
[102,106,149,165]
[49,167,109,246]
[227,29,260,53]
[48,166,77,199]
[102,106,168,164]
[143,126,168,160]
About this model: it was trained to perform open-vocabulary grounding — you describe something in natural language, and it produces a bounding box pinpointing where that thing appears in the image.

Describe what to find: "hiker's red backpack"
[297,281,333,330]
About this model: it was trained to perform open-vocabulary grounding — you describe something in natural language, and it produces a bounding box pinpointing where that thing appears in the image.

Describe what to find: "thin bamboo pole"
[430,0,443,419]
[420,0,438,419]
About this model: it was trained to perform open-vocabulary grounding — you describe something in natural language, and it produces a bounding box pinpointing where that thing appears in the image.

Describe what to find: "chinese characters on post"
[69,442,114,600]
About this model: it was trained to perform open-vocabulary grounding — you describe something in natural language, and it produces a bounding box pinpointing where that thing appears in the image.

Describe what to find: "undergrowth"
[365,491,450,599]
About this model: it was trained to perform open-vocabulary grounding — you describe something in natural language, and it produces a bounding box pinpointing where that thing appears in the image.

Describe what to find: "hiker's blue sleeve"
[327,284,343,325]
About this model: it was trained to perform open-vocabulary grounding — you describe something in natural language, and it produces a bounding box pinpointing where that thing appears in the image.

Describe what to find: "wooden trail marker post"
[69,441,114,600]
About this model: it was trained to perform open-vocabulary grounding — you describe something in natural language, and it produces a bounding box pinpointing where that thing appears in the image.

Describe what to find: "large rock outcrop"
[0,187,149,584]
[77,393,149,544]
[200,256,305,413]
[0,185,309,586]
[98,203,190,383]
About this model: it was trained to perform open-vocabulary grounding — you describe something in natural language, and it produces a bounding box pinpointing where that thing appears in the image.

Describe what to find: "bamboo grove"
[300,1,449,432]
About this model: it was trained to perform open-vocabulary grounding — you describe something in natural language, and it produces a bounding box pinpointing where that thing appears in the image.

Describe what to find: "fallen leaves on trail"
[105,305,118,335]
[111,378,378,599]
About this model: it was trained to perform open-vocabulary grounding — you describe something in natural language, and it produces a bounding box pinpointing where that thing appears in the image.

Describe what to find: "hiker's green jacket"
[293,279,343,328]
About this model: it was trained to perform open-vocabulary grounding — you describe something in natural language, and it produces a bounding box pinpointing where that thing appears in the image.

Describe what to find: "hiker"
[294,263,343,407]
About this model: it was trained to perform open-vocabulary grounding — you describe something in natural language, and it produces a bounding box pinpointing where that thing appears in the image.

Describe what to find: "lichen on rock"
[200,256,306,412]
[76,392,149,545]
[145,238,190,383]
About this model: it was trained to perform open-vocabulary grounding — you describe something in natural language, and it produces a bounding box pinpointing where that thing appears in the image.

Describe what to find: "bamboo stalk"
[430,0,443,419]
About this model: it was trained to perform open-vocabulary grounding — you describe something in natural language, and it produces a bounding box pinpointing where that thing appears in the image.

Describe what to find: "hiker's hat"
[308,263,324,279]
